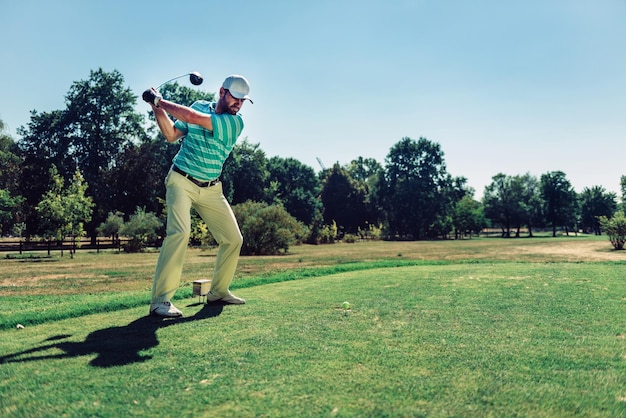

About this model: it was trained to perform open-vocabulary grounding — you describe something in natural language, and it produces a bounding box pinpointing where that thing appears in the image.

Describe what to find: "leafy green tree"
[434,175,473,238]
[97,211,124,245]
[518,173,544,237]
[36,166,94,246]
[119,207,162,253]
[320,163,368,235]
[0,119,25,236]
[0,189,24,236]
[483,173,543,238]
[0,119,21,195]
[579,186,617,235]
[598,212,626,250]
[63,68,148,239]
[17,69,147,240]
[619,176,626,213]
[483,173,544,237]
[17,110,71,236]
[106,139,172,218]
[266,156,321,226]
[540,171,579,236]
[317,220,338,244]
[346,157,382,183]
[452,195,486,238]
[483,174,523,237]
[378,137,453,239]
[221,139,269,204]
[232,201,307,255]
[345,157,383,230]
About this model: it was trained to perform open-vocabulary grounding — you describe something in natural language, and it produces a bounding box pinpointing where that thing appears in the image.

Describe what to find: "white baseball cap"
[222,75,253,103]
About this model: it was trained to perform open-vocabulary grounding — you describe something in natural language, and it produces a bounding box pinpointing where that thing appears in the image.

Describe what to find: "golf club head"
[189,71,203,86]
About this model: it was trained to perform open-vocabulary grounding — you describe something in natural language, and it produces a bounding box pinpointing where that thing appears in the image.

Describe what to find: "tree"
[97,211,124,245]
[378,137,453,239]
[345,157,383,232]
[63,68,148,240]
[483,174,508,237]
[346,157,382,183]
[435,175,473,238]
[119,207,162,253]
[598,212,626,250]
[106,139,173,218]
[232,201,307,255]
[16,110,71,236]
[579,186,617,235]
[619,176,626,213]
[0,119,21,195]
[266,156,321,226]
[452,195,486,238]
[17,69,147,240]
[540,171,578,236]
[36,166,94,249]
[221,139,269,204]
[0,189,24,236]
[320,163,368,235]
[517,173,544,237]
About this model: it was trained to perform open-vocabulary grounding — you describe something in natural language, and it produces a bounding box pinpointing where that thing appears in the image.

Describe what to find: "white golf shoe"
[206,291,246,305]
[150,301,183,317]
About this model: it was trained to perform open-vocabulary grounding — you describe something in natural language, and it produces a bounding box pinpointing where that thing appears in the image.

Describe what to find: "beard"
[216,98,240,115]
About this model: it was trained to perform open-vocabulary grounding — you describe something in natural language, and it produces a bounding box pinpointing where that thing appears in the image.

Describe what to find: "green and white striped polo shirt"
[172,100,244,180]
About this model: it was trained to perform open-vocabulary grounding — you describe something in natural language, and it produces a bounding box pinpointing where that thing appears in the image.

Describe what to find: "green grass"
[1,238,626,416]
[0,260,430,330]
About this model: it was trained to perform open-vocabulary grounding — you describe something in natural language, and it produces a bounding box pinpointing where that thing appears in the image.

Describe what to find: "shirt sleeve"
[211,113,245,148]
[173,118,188,134]
[174,100,208,133]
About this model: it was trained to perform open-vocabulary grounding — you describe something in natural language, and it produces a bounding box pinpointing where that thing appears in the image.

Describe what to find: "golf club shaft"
[157,74,191,90]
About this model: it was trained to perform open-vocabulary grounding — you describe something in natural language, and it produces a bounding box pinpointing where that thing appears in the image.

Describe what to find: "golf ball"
[342,302,350,310]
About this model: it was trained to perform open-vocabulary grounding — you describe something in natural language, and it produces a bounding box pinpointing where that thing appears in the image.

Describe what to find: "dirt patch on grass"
[513,240,621,261]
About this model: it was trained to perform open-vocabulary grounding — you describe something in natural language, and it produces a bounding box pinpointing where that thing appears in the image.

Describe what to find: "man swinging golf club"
[142,74,253,317]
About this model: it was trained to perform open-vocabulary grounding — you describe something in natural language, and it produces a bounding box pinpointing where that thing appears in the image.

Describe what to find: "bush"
[120,207,162,252]
[233,201,307,255]
[317,221,338,244]
[189,210,217,248]
[343,233,358,243]
[97,211,124,244]
[357,223,382,241]
[598,212,626,250]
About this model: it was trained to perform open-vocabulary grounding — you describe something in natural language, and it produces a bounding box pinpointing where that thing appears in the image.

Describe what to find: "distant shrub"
[189,211,217,248]
[343,233,358,243]
[97,211,124,245]
[317,221,338,244]
[120,207,162,253]
[358,223,382,241]
[233,201,307,255]
[598,212,626,250]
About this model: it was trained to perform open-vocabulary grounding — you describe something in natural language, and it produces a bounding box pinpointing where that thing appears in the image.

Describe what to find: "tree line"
[1,68,625,250]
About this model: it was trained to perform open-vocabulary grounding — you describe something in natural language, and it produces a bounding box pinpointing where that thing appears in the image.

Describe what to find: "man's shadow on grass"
[0,302,224,368]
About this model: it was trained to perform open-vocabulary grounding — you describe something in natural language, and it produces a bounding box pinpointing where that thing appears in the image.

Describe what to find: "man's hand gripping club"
[142,88,162,107]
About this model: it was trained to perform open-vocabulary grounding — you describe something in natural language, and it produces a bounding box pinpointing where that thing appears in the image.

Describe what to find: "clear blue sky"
[2,0,625,198]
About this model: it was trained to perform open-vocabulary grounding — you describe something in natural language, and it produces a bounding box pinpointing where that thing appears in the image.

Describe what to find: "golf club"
[157,71,203,90]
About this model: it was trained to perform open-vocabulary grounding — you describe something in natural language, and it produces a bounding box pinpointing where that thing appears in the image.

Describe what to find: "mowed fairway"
[1,237,625,417]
